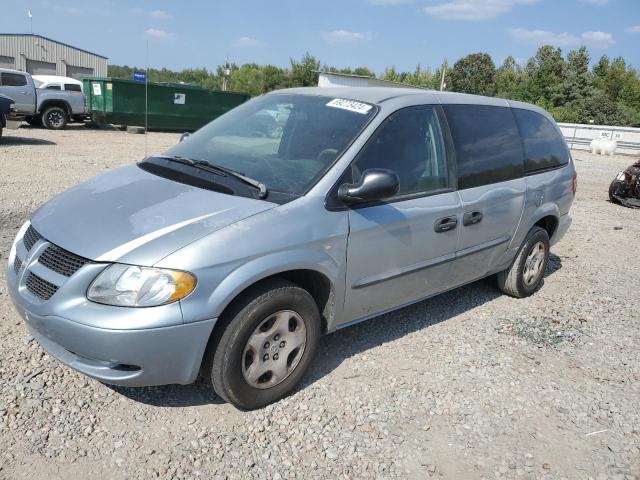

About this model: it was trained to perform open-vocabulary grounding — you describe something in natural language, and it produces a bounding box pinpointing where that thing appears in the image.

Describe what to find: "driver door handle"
[434,216,458,233]
[463,211,483,226]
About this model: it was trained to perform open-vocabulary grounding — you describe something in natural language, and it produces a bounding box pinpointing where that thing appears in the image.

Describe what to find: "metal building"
[0,34,107,79]
[317,71,415,89]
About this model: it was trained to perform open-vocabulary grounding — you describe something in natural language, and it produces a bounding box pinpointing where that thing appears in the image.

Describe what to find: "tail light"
[572,170,578,196]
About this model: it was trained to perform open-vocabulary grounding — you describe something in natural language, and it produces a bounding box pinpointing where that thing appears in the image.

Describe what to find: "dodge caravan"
[7,87,575,409]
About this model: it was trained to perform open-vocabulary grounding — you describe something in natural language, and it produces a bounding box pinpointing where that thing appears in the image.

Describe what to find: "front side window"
[512,108,569,174]
[444,104,523,189]
[1,73,27,87]
[351,106,448,197]
[166,94,377,196]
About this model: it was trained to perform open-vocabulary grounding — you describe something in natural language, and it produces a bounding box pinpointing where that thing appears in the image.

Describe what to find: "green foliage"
[495,56,522,100]
[449,53,496,96]
[107,46,640,127]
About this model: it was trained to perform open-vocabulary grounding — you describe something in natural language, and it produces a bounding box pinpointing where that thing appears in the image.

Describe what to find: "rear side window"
[46,84,61,90]
[1,72,27,87]
[65,84,82,92]
[444,104,523,189]
[513,108,569,174]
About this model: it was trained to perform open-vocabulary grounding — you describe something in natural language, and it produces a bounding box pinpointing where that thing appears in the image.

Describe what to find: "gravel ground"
[0,126,639,480]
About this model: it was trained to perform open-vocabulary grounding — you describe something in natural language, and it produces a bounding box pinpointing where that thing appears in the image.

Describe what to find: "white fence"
[559,122,640,155]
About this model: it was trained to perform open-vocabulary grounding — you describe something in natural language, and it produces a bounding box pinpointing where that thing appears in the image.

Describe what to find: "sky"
[2,0,640,74]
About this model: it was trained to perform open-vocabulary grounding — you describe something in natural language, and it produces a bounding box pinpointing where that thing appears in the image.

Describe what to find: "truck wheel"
[26,116,42,127]
[497,226,550,298]
[205,279,321,410]
[42,107,67,130]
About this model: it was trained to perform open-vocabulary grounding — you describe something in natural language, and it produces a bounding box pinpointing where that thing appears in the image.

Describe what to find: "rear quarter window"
[512,108,569,174]
[444,104,523,190]
[1,72,27,87]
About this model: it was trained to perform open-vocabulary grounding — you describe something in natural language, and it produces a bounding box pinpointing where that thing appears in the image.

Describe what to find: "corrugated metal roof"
[0,33,107,59]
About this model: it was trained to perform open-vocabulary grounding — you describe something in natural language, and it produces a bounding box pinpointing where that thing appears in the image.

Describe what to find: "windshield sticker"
[326,98,372,115]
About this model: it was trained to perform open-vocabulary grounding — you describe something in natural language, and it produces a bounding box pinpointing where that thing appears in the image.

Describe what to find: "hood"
[31,164,277,265]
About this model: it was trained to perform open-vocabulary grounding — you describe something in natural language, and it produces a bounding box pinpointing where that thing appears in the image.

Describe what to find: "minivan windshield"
[164,94,377,197]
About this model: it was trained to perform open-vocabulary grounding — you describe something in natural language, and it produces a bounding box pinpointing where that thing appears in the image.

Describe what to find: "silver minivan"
[7,87,575,409]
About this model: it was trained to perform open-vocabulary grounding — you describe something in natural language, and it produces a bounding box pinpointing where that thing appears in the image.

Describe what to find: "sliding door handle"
[463,211,483,226]
[434,216,458,233]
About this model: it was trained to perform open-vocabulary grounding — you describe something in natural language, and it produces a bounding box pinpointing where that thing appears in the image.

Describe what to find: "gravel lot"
[0,126,639,480]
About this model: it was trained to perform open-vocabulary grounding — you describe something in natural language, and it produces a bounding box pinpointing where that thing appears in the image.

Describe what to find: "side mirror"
[338,169,400,205]
[179,131,191,143]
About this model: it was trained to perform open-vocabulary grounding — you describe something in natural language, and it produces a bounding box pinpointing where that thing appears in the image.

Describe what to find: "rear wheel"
[42,106,67,130]
[497,226,550,298]
[205,279,321,410]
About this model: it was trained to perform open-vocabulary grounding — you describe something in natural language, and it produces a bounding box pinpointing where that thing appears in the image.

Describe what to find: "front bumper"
[7,256,215,387]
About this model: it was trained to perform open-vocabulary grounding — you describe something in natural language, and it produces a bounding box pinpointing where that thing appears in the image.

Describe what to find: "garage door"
[26,59,57,75]
[66,65,93,79]
[0,55,15,69]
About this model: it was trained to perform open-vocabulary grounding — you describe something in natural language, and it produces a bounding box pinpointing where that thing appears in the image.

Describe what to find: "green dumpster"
[83,77,250,131]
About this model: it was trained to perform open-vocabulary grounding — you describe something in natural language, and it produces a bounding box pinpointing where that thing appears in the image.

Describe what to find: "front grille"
[39,244,89,277]
[23,225,42,251]
[26,272,59,300]
[14,257,22,275]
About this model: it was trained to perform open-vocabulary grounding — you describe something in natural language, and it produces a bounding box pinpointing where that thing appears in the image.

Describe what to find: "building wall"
[0,34,107,78]
[318,72,413,89]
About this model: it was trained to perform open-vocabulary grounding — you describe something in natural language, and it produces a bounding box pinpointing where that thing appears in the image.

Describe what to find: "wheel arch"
[534,214,559,240]
[205,250,343,336]
[39,100,71,116]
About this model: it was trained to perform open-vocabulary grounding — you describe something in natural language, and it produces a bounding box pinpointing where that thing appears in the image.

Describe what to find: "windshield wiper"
[154,155,268,199]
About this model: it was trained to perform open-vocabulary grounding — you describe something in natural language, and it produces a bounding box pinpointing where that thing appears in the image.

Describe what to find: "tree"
[522,45,565,107]
[562,47,591,103]
[448,53,496,96]
[494,56,522,99]
[290,53,320,87]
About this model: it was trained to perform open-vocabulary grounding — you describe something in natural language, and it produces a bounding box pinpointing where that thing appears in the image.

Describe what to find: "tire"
[609,180,622,204]
[497,226,550,298]
[26,116,42,127]
[205,279,321,410]
[42,106,67,130]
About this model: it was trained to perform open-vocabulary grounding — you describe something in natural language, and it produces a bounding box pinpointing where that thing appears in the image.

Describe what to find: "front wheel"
[205,279,321,410]
[497,226,550,298]
[42,106,67,130]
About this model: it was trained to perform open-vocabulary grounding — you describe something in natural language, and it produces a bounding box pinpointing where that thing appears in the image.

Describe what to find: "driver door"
[341,106,461,323]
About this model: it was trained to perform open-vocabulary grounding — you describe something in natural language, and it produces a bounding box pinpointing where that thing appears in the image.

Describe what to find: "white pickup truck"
[0,68,86,129]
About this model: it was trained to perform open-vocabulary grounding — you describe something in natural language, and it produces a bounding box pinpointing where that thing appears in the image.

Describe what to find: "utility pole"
[222,57,231,91]
[145,40,149,154]
[439,60,447,91]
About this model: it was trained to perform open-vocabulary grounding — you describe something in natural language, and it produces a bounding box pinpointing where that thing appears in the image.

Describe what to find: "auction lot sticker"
[326,98,372,114]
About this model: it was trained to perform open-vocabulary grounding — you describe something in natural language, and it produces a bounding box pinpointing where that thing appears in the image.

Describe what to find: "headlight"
[9,220,30,266]
[87,264,196,307]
